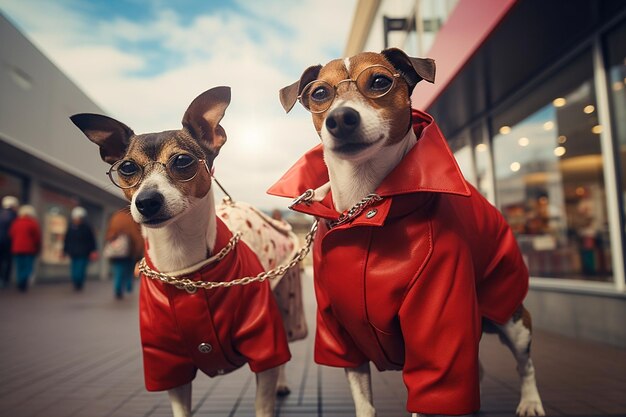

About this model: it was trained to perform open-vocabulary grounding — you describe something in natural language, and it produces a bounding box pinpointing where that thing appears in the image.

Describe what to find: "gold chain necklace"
[139,190,381,292]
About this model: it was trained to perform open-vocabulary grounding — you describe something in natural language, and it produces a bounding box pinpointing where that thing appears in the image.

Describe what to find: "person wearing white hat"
[0,196,19,288]
[63,206,96,291]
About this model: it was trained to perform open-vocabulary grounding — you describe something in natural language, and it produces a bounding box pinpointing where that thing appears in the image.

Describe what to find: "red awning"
[412,0,518,110]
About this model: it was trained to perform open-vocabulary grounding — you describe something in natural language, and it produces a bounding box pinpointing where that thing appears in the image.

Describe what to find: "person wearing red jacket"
[9,205,41,292]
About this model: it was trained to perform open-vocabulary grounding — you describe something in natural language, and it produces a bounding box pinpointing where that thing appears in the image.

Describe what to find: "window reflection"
[493,74,611,281]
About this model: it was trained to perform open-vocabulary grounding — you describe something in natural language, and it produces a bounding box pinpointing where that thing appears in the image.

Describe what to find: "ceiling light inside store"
[554,146,566,157]
[558,135,567,143]
[518,137,529,147]
[613,81,624,91]
[576,187,586,196]
[583,105,595,114]
[592,125,603,134]
[475,143,487,152]
[543,121,555,131]
[499,126,511,135]
[510,162,521,172]
[553,97,567,107]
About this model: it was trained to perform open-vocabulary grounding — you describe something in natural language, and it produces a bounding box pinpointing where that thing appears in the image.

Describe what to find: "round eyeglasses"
[298,64,401,114]
[107,153,208,189]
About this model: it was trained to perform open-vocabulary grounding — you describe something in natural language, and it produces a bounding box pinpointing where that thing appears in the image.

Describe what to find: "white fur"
[344,57,351,73]
[346,363,375,417]
[131,170,216,273]
[497,319,545,417]
[321,96,417,212]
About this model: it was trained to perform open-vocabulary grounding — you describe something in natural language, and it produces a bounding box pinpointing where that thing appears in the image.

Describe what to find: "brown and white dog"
[277,49,545,417]
[71,87,299,417]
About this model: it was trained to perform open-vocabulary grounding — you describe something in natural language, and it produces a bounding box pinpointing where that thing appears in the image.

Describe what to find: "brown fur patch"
[310,53,412,144]
[120,130,211,201]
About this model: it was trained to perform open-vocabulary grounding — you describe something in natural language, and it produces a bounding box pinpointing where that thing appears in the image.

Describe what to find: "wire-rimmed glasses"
[107,153,208,189]
[298,64,401,114]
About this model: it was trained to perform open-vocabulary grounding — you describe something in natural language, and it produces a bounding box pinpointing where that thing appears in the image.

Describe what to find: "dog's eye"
[311,87,331,102]
[370,75,393,92]
[118,161,140,176]
[172,154,195,169]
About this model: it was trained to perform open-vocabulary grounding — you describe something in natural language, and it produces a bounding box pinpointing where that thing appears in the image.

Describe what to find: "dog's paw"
[276,384,291,397]
[516,399,546,416]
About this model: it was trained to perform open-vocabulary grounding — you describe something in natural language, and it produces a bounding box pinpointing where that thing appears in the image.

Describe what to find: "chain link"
[138,191,381,291]
[138,220,318,291]
[327,193,382,228]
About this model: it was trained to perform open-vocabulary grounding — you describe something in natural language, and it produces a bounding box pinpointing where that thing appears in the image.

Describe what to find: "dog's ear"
[279,65,322,113]
[182,86,231,156]
[381,48,435,94]
[70,113,134,164]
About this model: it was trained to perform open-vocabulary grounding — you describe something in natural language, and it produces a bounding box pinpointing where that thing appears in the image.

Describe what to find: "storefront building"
[346,0,626,346]
[1,14,126,282]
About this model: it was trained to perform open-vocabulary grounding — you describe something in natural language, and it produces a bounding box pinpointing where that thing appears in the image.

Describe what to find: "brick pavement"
[0,270,625,417]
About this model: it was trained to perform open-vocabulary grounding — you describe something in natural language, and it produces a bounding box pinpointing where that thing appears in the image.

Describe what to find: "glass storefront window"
[39,186,103,266]
[492,51,612,282]
[0,168,27,203]
[450,133,477,186]
[473,124,495,203]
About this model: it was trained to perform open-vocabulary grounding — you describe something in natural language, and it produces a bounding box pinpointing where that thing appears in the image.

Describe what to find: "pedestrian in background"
[0,196,19,288]
[63,206,96,291]
[9,205,41,292]
[104,208,143,299]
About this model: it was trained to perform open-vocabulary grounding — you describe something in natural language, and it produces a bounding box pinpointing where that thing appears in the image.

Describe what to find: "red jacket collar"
[268,109,471,216]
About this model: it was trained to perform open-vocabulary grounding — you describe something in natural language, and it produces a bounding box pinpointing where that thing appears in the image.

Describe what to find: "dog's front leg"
[168,382,192,417]
[255,367,279,417]
[345,362,376,417]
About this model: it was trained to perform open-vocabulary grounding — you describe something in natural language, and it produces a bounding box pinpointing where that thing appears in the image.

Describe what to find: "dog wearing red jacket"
[71,87,291,417]
[269,49,544,417]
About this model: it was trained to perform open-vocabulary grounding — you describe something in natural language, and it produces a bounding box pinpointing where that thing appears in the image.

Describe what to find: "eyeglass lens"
[109,154,201,188]
[300,65,396,113]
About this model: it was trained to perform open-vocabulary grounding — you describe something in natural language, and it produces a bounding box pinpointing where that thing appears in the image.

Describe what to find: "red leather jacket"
[268,110,528,414]
[9,216,41,255]
[139,217,291,391]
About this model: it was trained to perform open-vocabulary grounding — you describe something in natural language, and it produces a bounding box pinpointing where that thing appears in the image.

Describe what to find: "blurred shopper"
[9,205,41,292]
[104,209,143,299]
[63,207,96,291]
[0,196,19,288]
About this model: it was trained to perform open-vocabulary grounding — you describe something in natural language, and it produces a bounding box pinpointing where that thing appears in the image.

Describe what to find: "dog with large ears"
[269,48,544,417]
[71,86,292,417]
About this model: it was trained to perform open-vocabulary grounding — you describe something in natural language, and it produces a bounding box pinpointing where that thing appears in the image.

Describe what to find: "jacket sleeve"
[470,190,529,324]
[398,245,481,415]
[88,226,97,252]
[33,222,42,254]
[63,229,70,255]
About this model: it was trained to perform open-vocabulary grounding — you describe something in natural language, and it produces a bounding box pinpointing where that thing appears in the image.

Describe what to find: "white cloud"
[0,0,355,209]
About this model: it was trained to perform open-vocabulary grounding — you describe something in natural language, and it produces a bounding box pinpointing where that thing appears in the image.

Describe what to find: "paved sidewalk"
[0,271,625,417]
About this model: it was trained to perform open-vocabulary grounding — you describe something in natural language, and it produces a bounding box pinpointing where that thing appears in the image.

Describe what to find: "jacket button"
[198,343,212,353]
[365,209,378,219]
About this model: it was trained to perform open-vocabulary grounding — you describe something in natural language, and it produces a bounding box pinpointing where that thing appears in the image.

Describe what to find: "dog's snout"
[325,107,361,139]
[135,190,164,218]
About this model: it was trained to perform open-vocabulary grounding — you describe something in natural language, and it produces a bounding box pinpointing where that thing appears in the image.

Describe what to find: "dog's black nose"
[135,190,164,218]
[325,107,360,139]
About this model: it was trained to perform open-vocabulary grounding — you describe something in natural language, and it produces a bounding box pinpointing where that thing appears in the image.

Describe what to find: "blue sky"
[0,0,357,209]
